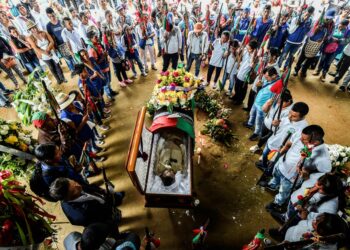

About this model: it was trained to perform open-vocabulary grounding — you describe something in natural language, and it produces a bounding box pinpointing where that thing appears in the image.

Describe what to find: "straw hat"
[286,0,298,8]
[56,92,76,110]
[26,20,37,31]
[194,22,203,32]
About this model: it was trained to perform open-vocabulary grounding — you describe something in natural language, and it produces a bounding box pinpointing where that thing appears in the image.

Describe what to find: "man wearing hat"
[186,22,209,78]
[32,111,75,157]
[56,92,105,160]
[116,5,133,30]
[278,6,315,69]
[178,11,194,64]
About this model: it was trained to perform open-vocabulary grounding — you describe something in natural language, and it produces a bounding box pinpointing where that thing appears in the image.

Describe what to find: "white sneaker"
[202,81,209,86]
[225,91,231,96]
[212,82,217,89]
[249,145,260,153]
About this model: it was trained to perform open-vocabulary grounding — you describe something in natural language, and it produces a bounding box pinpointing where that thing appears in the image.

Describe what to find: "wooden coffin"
[125,107,194,208]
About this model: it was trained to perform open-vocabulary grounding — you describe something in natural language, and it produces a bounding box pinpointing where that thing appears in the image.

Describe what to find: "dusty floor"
[1,58,350,250]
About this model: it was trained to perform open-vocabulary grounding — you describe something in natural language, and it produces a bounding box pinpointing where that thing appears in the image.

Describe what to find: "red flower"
[164,71,170,76]
[0,170,11,181]
[2,219,13,232]
[170,82,177,87]
[297,195,304,200]
[223,124,228,130]
[184,76,190,82]
[173,71,179,77]
[157,79,162,84]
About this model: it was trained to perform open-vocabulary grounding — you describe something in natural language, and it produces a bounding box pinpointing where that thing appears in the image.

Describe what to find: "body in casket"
[126,107,194,208]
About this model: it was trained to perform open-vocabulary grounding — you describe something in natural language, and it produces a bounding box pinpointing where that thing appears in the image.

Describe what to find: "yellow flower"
[10,124,18,130]
[5,135,18,145]
[19,142,28,152]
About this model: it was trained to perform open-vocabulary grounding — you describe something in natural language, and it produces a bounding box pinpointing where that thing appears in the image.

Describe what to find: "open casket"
[125,106,195,208]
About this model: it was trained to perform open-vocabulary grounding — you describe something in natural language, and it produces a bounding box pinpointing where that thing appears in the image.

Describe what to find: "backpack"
[29,162,58,202]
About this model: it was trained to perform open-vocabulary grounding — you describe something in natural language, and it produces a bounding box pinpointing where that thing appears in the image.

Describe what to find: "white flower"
[0,130,8,135]
[343,157,348,163]
[336,161,340,166]
[1,125,9,131]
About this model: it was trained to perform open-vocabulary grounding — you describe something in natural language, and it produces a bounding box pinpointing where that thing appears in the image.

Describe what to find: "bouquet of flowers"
[201,118,236,147]
[12,70,57,126]
[194,90,231,119]
[0,170,55,247]
[326,144,350,174]
[147,69,201,114]
[0,119,36,153]
[0,153,34,177]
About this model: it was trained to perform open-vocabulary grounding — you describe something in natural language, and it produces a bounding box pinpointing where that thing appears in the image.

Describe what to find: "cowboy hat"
[56,92,76,110]
[194,22,203,32]
[26,20,37,31]
[286,0,298,8]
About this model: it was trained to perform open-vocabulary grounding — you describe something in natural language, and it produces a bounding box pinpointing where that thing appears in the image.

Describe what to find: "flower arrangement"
[0,170,55,247]
[0,119,36,153]
[147,69,201,114]
[326,144,350,173]
[0,153,34,177]
[194,90,231,119]
[12,70,57,126]
[201,118,235,147]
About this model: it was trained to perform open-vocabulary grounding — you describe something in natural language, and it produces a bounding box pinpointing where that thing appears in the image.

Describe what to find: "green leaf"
[15,221,28,246]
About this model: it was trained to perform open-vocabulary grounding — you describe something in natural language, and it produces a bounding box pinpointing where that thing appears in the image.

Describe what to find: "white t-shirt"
[225,53,238,75]
[236,49,252,81]
[209,39,229,68]
[264,104,292,131]
[267,118,308,151]
[61,28,84,54]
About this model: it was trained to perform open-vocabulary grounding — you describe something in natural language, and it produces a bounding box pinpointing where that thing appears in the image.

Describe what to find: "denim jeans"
[222,72,236,93]
[317,52,337,75]
[262,144,271,169]
[64,56,76,72]
[129,54,145,75]
[341,68,350,88]
[0,82,9,106]
[248,104,265,135]
[278,42,301,69]
[269,166,293,206]
[103,71,113,98]
[24,57,42,74]
[186,53,202,77]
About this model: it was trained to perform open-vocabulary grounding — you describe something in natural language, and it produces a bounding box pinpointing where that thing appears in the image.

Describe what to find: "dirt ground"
[1,58,350,250]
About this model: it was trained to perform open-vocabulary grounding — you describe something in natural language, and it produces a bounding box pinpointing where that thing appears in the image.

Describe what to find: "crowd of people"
[1,0,350,248]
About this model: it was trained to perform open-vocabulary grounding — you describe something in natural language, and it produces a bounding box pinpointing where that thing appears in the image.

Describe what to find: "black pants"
[247,89,257,112]
[258,123,272,148]
[207,65,222,83]
[233,76,248,104]
[162,53,179,72]
[294,48,317,75]
[43,59,64,83]
[112,62,128,82]
[335,54,350,82]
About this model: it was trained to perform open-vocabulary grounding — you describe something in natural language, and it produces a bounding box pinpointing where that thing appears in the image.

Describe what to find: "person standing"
[46,7,76,72]
[160,13,182,72]
[27,21,66,85]
[136,12,157,73]
[232,39,259,105]
[61,17,85,64]
[251,5,273,45]
[186,22,209,79]
[0,35,27,89]
[8,26,42,75]
[206,31,230,89]
[329,42,350,84]
[278,6,314,70]
[15,3,35,35]
[30,0,50,31]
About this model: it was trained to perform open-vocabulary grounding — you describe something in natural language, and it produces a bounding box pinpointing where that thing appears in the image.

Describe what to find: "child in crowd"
[221,39,239,97]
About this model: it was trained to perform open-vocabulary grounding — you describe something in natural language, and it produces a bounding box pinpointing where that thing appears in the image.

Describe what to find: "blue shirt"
[46,21,64,46]
[233,17,250,42]
[254,78,280,110]
[269,23,289,49]
[251,17,273,44]
[287,17,313,44]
